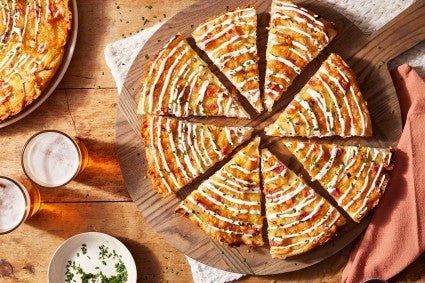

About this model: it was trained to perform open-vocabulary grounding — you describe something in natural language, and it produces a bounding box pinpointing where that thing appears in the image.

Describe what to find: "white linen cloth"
[104,1,424,282]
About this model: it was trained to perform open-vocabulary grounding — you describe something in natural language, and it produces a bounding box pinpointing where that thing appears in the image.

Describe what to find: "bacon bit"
[209,103,218,114]
[297,211,309,220]
[331,188,341,198]
[335,148,343,157]
[196,199,209,211]
[340,79,349,91]
[221,145,230,155]
[48,3,60,19]
[269,240,280,247]
[272,164,285,174]
[303,190,310,198]
[205,87,216,97]
[373,165,380,174]
[2,33,10,43]
[244,226,258,235]
[267,84,281,98]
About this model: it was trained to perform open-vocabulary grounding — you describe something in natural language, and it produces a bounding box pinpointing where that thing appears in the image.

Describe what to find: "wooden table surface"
[0,0,424,282]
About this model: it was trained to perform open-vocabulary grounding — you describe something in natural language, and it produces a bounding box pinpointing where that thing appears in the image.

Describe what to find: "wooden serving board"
[116,0,425,275]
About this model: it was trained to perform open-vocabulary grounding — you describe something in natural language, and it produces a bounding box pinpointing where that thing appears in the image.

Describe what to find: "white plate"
[48,232,137,283]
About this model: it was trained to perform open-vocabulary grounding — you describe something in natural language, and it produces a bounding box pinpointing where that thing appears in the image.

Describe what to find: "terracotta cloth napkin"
[342,64,425,282]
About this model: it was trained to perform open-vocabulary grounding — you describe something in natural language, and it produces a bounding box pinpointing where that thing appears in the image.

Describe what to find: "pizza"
[261,148,346,258]
[176,137,263,247]
[134,1,396,259]
[264,0,336,111]
[137,33,249,118]
[0,0,72,121]
[283,141,394,222]
[265,53,372,138]
[192,6,263,113]
[140,115,254,197]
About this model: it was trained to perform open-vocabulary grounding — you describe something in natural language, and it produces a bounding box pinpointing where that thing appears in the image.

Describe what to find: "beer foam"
[24,131,80,187]
[0,178,26,232]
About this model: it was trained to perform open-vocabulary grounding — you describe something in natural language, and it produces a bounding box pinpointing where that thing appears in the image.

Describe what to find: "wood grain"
[116,0,425,275]
[0,202,192,282]
[0,0,423,282]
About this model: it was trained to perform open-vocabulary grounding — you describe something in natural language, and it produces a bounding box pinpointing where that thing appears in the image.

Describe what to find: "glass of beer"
[21,130,89,188]
[0,176,41,234]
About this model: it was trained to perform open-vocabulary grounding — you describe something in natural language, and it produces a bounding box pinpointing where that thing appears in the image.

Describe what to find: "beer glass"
[21,130,89,188]
[0,176,41,234]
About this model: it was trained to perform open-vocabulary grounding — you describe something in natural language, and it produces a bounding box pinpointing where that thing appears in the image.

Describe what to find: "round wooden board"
[116,0,425,275]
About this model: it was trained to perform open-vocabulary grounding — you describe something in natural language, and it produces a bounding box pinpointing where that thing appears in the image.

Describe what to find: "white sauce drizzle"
[165,119,191,182]
[149,117,173,193]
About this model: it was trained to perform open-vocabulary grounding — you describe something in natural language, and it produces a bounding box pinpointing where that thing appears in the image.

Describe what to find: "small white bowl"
[48,232,137,282]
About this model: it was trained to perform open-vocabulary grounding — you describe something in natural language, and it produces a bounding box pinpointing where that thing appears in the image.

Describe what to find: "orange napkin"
[342,64,425,282]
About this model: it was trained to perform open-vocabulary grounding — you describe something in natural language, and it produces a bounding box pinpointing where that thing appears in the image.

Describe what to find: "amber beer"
[21,130,89,188]
[0,177,40,234]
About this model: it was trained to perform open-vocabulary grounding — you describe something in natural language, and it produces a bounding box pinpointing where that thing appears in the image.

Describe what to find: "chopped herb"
[145,5,153,9]
[65,244,128,283]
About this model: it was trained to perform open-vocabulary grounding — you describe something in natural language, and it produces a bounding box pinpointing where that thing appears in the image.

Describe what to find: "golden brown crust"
[261,149,345,259]
[141,115,254,197]
[137,33,249,118]
[176,137,264,247]
[264,0,337,111]
[0,0,72,121]
[283,141,394,222]
[192,6,263,113]
[265,53,372,138]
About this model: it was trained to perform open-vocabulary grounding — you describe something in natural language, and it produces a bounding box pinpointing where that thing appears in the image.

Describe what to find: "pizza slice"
[265,53,372,138]
[141,115,254,197]
[137,33,249,118]
[283,141,394,222]
[264,0,337,111]
[261,148,346,259]
[176,137,263,247]
[192,6,263,113]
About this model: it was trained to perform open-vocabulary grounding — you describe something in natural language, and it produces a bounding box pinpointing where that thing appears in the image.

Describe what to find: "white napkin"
[104,1,423,282]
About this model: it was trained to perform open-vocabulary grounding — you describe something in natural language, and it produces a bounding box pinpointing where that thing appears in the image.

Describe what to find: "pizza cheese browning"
[176,137,263,247]
[284,141,393,222]
[137,34,249,118]
[140,115,253,197]
[264,0,336,111]
[265,53,372,138]
[192,6,263,113]
[0,0,72,121]
[261,149,345,259]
